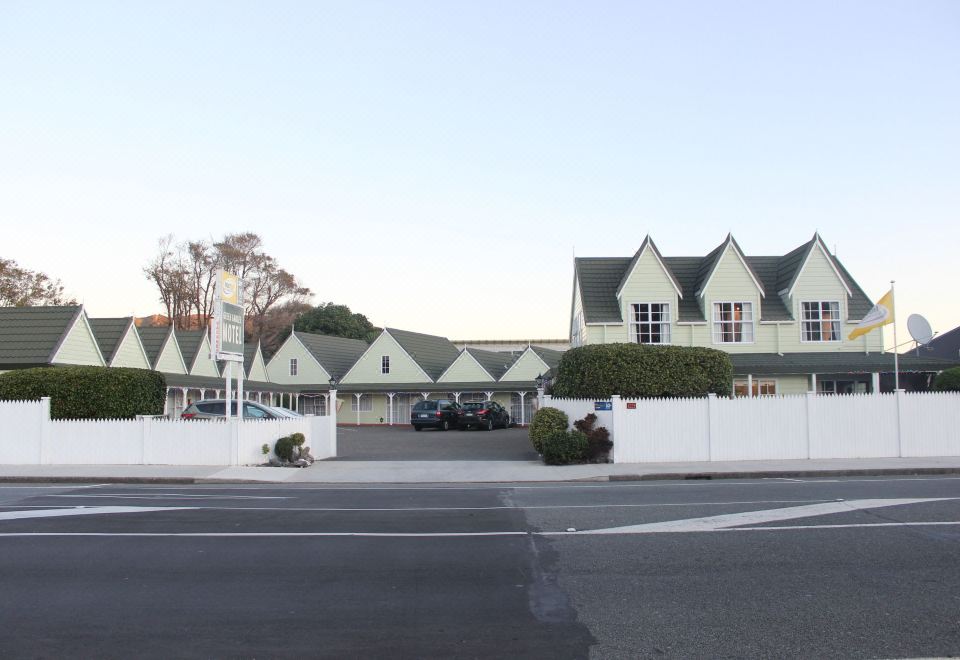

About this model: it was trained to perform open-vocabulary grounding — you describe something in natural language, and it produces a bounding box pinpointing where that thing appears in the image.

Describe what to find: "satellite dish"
[907,314,934,345]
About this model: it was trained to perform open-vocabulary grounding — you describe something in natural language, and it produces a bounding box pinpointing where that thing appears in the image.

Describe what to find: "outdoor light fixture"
[535,373,544,389]
[328,377,337,389]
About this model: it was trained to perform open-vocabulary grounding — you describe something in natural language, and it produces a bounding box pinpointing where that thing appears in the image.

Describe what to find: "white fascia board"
[615,242,683,300]
[697,240,765,300]
[499,347,551,382]
[787,237,853,298]
[50,308,107,366]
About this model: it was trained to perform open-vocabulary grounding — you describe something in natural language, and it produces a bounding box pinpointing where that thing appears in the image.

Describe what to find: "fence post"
[140,416,151,464]
[229,419,241,465]
[707,393,719,461]
[329,388,338,457]
[610,395,622,463]
[805,391,815,459]
[39,397,52,465]
[895,389,904,458]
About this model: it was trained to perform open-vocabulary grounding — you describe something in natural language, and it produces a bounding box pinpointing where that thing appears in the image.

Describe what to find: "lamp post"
[535,373,545,410]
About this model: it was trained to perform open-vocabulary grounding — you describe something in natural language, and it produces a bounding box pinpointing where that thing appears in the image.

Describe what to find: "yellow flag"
[848,289,894,340]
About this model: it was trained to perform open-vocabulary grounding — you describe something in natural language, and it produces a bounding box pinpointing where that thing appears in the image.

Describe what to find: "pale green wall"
[438,352,493,382]
[110,328,150,369]
[190,335,221,377]
[776,376,811,395]
[500,349,550,381]
[248,349,269,382]
[698,244,767,353]
[341,332,429,384]
[267,335,330,384]
[585,324,627,344]
[155,334,187,374]
[52,315,105,366]
[618,247,679,342]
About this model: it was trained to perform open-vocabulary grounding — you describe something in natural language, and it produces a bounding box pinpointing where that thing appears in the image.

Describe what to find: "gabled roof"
[730,352,959,376]
[695,234,765,299]
[615,236,683,299]
[175,330,208,372]
[0,305,84,367]
[136,325,174,368]
[244,342,260,375]
[294,331,369,381]
[776,233,852,298]
[907,323,960,361]
[386,328,460,381]
[530,346,564,372]
[464,347,518,381]
[89,317,134,364]
[574,258,633,323]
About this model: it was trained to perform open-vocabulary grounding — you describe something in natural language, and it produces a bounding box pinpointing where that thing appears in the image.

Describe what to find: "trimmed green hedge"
[551,343,733,399]
[529,407,569,454]
[933,367,960,392]
[0,366,166,419]
[542,430,589,465]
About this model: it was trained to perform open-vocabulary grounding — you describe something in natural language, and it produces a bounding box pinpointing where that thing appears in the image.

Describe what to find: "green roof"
[295,331,369,381]
[386,328,460,381]
[463,347,518,380]
[175,330,208,372]
[88,317,133,364]
[530,346,565,371]
[0,306,82,367]
[136,326,173,368]
[334,380,539,393]
[729,352,959,377]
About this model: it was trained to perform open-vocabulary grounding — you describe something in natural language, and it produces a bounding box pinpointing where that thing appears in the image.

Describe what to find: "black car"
[410,399,461,431]
[457,401,510,431]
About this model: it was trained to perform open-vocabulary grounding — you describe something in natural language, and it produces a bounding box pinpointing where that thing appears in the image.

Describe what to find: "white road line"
[45,494,289,500]
[573,498,956,534]
[0,506,195,521]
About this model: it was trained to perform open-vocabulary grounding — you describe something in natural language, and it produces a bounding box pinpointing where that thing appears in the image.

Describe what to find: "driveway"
[333,425,539,461]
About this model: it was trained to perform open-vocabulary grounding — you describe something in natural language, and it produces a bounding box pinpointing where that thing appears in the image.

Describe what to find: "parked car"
[181,400,285,420]
[410,399,461,431]
[269,406,303,418]
[457,401,511,431]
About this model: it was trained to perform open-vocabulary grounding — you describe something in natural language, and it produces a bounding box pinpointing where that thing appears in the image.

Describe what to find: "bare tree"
[0,257,76,306]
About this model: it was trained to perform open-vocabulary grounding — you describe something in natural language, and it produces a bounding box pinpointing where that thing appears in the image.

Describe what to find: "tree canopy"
[0,257,75,307]
[288,303,380,344]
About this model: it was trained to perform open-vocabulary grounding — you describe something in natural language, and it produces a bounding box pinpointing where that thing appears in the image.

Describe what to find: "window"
[802,301,841,342]
[629,303,671,344]
[351,394,372,412]
[289,358,298,376]
[381,355,390,374]
[733,379,777,397]
[713,302,754,343]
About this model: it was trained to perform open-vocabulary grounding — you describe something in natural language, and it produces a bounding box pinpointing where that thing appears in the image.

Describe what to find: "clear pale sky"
[1,1,957,348]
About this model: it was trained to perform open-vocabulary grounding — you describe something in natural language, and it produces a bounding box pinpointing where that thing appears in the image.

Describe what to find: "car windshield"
[413,401,437,411]
[462,402,488,410]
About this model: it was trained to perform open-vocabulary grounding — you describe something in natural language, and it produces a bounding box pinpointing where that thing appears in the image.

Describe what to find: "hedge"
[529,407,569,454]
[541,430,589,466]
[933,367,960,392]
[551,343,733,399]
[0,366,166,419]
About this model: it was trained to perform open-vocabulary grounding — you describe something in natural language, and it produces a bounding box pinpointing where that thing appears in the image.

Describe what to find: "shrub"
[529,407,569,454]
[933,367,960,392]
[274,436,295,462]
[289,432,306,447]
[0,366,165,419]
[542,430,589,466]
[551,343,733,399]
[573,413,613,463]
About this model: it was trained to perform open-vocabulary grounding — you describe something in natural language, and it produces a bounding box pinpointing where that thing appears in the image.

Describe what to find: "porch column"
[484,391,494,401]
[216,389,222,399]
[180,387,189,412]
[453,392,461,403]
[163,387,171,416]
[517,392,527,426]
[354,393,363,426]
[809,373,817,393]
[200,390,207,401]
[387,393,395,425]
[747,374,753,398]
[420,392,431,402]
[324,393,331,416]
[295,394,300,413]
[871,372,881,394]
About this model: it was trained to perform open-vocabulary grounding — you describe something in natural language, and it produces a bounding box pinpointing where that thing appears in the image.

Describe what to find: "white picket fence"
[0,398,337,466]
[542,391,960,464]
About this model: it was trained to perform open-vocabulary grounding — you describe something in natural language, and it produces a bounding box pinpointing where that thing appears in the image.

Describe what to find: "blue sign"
[594,401,612,411]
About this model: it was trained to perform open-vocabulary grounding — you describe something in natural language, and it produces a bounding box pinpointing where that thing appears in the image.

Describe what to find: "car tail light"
[457,410,464,416]
[181,413,196,419]
[435,411,442,417]
[478,409,488,415]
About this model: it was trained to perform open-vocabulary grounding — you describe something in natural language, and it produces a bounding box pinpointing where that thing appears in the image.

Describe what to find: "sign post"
[212,270,244,419]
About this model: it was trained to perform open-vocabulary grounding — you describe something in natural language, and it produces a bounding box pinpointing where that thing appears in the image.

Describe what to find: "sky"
[1,1,957,348]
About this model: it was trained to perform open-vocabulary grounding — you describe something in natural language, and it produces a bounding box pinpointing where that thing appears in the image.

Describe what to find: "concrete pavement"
[2,455,960,484]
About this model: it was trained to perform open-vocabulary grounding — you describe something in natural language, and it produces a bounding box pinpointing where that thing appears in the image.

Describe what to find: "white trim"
[626,301,673,345]
[585,322,622,326]
[50,308,107,366]
[733,377,778,397]
[381,355,390,375]
[339,330,433,383]
[697,239,765,300]
[436,349,495,383]
[499,346,550,382]
[615,240,683,300]
[711,301,756,345]
[126,319,153,369]
[799,299,843,344]
[787,236,853,299]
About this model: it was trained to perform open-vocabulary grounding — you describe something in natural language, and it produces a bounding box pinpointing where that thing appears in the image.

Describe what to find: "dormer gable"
[778,233,852,299]
[615,236,683,300]
[696,234,766,300]
[50,307,106,367]
[499,346,551,382]
[436,349,495,383]
[340,329,434,384]
[266,332,332,384]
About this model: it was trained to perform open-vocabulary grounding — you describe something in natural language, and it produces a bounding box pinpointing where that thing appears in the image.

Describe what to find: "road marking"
[45,494,289,500]
[572,498,955,534]
[0,506,195,521]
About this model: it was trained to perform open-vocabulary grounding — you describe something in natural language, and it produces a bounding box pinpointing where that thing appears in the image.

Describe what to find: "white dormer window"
[630,303,671,344]
[712,302,754,343]
[801,301,841,342]
[289,358,298,376]
[381,355,390,374]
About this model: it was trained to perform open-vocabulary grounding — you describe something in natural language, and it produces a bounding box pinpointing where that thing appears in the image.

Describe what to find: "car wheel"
[413,425,422,432]
[485,419,494,432]
[502,416,510,429]
[442,419,450,431]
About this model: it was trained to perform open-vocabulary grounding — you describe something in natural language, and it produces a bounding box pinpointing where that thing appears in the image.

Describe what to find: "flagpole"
[891,280,899,391]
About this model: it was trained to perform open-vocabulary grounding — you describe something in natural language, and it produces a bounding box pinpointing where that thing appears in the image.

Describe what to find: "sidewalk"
[2,456,960,484]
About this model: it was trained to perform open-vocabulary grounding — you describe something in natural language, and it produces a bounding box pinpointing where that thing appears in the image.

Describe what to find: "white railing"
[0,398,338,466]
[541,391,960,464]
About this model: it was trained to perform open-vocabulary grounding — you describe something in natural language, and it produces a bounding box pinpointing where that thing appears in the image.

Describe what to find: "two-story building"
[571,233,950,394]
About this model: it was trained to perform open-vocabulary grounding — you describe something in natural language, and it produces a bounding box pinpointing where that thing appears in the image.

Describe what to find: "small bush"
[0,366,165,419]
[289,432,306,447]
[573,413,613,463]
[529,407,569,454]
[933,367,960,392]
[551,343,733,399]
[542,430,589,466]
[274,436,295,461]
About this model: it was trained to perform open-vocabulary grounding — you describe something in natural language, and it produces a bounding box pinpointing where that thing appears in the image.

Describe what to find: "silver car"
[181,399,284,420]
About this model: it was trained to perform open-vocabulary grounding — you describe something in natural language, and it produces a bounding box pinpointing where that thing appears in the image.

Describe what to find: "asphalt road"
[1,476,959,658]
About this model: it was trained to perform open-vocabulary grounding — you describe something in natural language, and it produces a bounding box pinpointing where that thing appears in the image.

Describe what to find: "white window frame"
[733,379,777,397]
[289,358,298,376]
[712,301,755,344]
[381,355,390,374]
[628,302,671,345]
[800,300,842,343]
[351,394,373,412]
